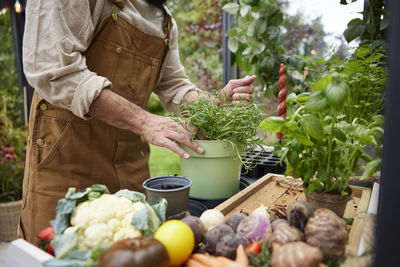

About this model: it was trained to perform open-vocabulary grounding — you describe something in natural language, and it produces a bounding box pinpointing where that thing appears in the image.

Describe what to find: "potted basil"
[259,73,383,216]
[175,94,262,199]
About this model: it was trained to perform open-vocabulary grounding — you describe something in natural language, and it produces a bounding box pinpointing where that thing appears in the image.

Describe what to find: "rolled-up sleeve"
[153,19,201,114]
[23,0,110,119]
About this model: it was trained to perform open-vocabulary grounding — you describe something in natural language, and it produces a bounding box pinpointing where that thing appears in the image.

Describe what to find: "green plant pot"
[180,140,243,199]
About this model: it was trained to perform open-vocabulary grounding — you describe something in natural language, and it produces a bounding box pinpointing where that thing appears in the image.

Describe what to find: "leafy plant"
[0,102,27,202]
[175,94,262,144]
[341,0,387,49]
[222,0,308,95]
[259,74,383,195]
[304,44,387,126]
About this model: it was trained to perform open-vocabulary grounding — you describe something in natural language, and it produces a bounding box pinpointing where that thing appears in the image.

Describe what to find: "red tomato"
[245,241,262,254]
[35,226,56,256]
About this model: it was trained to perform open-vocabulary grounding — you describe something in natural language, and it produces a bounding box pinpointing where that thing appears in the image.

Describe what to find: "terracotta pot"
[0,200,22,241]
[305,189,352,217]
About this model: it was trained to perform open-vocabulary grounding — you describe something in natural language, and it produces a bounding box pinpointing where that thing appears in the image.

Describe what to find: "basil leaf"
[258,116,285,132]
[312,75,332,91]
[301,114,324,139]
[296,92,311,103]
[326,80,349,112]
[291,130,314,146]
[305,90,329,112]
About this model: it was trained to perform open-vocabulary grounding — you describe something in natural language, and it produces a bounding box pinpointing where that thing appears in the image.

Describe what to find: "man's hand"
[88,89,204,159]
[221,75,256,104]
[140,113,204,159]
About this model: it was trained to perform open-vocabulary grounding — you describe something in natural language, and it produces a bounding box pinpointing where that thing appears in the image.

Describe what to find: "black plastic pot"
[188,199,208,217]
[143,176,192,218]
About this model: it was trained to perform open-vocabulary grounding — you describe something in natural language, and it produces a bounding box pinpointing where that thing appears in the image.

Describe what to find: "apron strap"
[162,6,173,46]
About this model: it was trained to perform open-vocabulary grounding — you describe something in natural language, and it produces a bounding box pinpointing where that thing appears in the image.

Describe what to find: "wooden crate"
[215,173,371,256]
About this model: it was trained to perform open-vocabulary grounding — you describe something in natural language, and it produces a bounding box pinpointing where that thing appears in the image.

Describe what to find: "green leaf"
[258,116,285,132]
[152,198,168,223]
[228,38,239,53]
[236,53,253,73]
[260,56,275,73]
[131,204,161,236]
[287,149,298,166]
[344,24,366,43]
[114,189,146,203]
[301,114,324,139]
[50,185,110,234]
[325,80,349,112]
[361,159,381,179]
[333,128,347,142]
[292,130,314,146]
[347,18,364,26]
[240,5,251,17]
[254,19,267,37]
[305,90,329,112]
[372,114,385,126]
[269,10,283,26]
[267,26,280,40]
[52,232,78,259]
[242,47,252,55]
[296,92,311,103]
[343,217,354,225]
[312,75,332,91]
[223,3,240,14]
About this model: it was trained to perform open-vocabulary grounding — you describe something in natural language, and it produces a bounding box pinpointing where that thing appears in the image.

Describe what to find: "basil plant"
[259,73,383,195]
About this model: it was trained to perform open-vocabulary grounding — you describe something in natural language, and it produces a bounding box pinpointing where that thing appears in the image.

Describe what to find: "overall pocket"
[32,114,71,169]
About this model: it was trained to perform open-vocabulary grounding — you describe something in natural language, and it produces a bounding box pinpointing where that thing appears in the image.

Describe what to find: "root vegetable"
[286,200,313,231]
[200,209,225,231]
[181,215,206,246]
[251,204,271,221]
[204,224,234,254]
[271,219,289,232]
[225,212,248,232]
[270,241,323,267]
[216,233,250,260]
[305,208,348,260]
[237,215,270,242]
[268,223,304,251]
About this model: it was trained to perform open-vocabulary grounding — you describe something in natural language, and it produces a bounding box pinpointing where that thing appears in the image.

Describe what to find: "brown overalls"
[20,0,172,243]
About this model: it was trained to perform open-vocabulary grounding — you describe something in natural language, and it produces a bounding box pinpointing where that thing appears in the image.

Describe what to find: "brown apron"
[20,0,172,243]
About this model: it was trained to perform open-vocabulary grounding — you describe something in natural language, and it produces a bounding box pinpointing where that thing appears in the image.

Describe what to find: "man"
[21,0,255,243]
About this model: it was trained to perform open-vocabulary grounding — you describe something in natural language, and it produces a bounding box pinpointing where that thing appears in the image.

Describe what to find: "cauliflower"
[67,194,146,250]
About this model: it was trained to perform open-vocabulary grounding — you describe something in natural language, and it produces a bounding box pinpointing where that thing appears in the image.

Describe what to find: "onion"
[237,215,270,242]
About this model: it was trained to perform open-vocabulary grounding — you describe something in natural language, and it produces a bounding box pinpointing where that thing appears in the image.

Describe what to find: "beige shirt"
[23,0,198,119]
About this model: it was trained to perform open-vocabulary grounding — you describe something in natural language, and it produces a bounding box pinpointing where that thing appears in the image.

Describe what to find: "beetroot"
[181,215,206,246]
[204,224,234,254]
[216,233,249,260]
[225,212,247,232]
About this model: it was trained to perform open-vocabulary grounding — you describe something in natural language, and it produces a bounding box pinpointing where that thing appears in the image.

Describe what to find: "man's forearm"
[87,89,149,135]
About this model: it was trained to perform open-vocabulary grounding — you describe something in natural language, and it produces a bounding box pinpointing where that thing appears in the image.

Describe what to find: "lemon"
[154,220,194,266]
